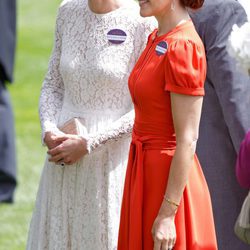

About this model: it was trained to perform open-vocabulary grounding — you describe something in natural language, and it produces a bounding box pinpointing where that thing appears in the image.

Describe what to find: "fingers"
[44,133,64,150]
[153,231,163,250]
[153,231,176,250]
[153,239,161,250]
[169,237,176,249]
[47,144,76,165]
[62,156,73,165]
[48,144,64,156]
[49,152,64,163]
[48,144,65,163]
[53,135,69,142]
[47,136,86,166]
[162,241,168,250]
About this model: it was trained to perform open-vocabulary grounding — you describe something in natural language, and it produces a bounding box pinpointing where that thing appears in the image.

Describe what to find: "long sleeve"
[87,110,134,152]
[39,8,65,141]
[192,1,250,152]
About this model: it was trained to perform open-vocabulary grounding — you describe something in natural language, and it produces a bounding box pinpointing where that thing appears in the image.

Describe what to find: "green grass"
[0,0,61,249]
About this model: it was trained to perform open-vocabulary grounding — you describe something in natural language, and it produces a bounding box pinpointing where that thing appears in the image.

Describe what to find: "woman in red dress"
[118,0,218,249]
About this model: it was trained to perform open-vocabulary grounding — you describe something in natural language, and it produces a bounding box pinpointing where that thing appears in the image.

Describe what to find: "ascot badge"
[107,29,127,45]
[155,41,168,56]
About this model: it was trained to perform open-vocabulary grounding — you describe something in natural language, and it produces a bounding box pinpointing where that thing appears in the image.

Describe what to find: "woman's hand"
[47,134,88,165]
[151,202,177,250]
[44,132,62,150]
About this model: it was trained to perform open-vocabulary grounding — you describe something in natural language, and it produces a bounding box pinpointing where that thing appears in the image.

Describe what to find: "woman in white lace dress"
[26,0,155,249]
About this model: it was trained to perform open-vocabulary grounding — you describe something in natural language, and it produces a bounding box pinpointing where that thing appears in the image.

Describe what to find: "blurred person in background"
[0,0,17,204]
[228,0,250,190]
[26,0,155,249]
[190,0,250,249]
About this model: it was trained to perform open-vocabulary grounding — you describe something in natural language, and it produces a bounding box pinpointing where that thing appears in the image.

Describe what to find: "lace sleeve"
[86,110,134,153]
[39,8,65,141]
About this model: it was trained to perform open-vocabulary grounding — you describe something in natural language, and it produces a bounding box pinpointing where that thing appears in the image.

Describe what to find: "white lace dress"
[26,0,155,249]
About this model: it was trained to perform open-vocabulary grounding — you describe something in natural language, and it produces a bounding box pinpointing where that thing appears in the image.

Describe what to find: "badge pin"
[155,41,168,56]
[107,29,127,44]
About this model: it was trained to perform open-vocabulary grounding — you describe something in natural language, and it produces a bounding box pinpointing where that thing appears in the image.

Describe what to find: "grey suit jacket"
[0,0,16,83]
[190,0,250,249]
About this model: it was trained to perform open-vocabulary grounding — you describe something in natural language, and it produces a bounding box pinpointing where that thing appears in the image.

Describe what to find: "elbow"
[176,134,199,155]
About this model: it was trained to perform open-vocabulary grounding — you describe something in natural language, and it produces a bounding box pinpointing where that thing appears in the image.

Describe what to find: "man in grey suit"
[190,0,250,249]
[0,0,17,203]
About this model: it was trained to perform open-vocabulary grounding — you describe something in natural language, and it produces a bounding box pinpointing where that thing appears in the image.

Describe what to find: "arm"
[152,94,203,249]
[204,1,250,152]
[164,94,203,205]
[47,110,134,165]
[47,17,155,161]
[151,33,206,249]
[86,110,134,152]
[39,6,65,144]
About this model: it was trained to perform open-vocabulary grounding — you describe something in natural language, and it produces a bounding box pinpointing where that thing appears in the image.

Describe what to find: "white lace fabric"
[27,0,155,249]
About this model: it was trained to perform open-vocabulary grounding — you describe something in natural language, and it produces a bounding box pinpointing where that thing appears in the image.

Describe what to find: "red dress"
[118,21,218,250]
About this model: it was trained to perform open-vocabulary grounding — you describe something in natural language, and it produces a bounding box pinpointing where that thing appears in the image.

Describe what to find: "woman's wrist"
[78,135,89,155]
[159,197,178,218]
[163,195,179,209]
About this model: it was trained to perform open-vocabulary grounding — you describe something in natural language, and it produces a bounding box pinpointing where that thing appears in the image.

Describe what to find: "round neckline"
[153,19,193,42]
[86,2,126,17]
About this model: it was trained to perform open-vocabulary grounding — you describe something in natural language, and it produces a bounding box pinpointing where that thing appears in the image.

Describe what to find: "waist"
[61,102,127,116]
[134,119,175,136]
[132,130,176,150]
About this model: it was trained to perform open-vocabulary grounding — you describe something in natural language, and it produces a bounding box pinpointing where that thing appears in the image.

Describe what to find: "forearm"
[39,5,65,142]
[39,83,64,142]
[86,110,134,153]
[164,141,196,206]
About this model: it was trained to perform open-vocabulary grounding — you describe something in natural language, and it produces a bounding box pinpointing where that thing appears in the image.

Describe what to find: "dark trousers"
[0,80,16,202]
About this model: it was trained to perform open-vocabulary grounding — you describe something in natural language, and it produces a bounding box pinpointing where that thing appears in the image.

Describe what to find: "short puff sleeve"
[164,39,206,96]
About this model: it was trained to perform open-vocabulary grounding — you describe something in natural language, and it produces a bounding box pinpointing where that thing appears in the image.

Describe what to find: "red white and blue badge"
[107,29,127,44]
[155,41,168,56]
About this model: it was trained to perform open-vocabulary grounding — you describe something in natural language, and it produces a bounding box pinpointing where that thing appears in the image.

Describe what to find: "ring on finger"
[57,159,65,167]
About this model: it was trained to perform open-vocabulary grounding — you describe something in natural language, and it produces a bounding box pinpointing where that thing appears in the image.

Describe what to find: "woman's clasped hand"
[44,132,88,165]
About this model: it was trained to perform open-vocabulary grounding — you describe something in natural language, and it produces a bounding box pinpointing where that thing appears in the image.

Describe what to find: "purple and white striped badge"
[107,29,127,44]
[155,41,168,56]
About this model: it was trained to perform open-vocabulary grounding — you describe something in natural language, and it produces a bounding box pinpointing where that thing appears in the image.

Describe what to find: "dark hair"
[180,0,204,9]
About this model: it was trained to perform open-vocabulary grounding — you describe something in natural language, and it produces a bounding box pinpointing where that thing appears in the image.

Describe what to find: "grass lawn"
[0,0,61,249]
